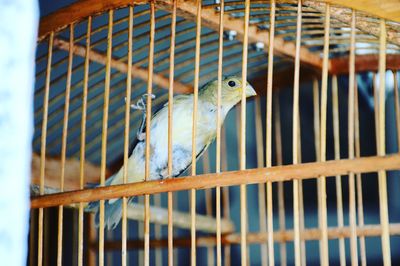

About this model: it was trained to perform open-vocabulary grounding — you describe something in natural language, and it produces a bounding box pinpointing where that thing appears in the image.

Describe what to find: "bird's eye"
[228,80,236,87]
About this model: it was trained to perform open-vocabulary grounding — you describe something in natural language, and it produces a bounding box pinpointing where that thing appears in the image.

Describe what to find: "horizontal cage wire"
[29,0,400,266]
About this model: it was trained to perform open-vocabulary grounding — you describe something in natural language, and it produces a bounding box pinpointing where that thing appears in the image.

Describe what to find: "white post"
[0,1,38,265]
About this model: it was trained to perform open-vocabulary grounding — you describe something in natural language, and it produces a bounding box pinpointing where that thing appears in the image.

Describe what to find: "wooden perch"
[125,204,234,234]
[99,223,400,249]
[53,38,193,94]
[31,153,104,192]
[31,154,400,209]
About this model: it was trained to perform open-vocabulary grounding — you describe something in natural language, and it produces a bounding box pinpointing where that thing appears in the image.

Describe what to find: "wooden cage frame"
[31,0,400,265]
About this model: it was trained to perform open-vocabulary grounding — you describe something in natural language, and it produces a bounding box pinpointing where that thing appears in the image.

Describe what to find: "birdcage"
[29,0,400,265]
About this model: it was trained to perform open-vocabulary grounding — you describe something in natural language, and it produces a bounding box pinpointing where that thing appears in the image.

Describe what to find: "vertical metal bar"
[240,0,250,264]
[348,9,359,266]
[191,0,202,264]
[378,18,391,266]
[331,75,346,266]
[99,10,113,266]
[266,1,276,265]
[274,93,286,266]
[168,1,177,265]
[216,1,224,265]
[354,78,367,266]
[122,6,134,266]
[255,97,267,266]
[393,71,400,151]
[319,4,330,265]
[57,23,74,266]
[38,31,54,266]
[292,1,302,265]
[144,2,155,265]
[79,15,91,266]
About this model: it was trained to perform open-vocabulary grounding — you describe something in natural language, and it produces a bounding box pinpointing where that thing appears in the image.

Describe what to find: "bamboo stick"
[38,32,54,266]
[348,9,358,266]
[331,75,346,266]
[274,93,286,266]
[121,6,133,266]
[255,97,267,266]
[144,3,155,265]
[266,1,276,265]
[354,78,367,266]
[168,1,177,265]
[240,1,250,264]
[216,1,224,265]
[78,16,91,266]
[57,23,74,266]
[98,10,113,266]
[292,1,302,265]
[378,18,392,266]
[319,4,330,265]
[191,0,202,265]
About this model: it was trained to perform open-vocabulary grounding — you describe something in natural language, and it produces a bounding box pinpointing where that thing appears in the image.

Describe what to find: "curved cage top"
[33,0,400,169]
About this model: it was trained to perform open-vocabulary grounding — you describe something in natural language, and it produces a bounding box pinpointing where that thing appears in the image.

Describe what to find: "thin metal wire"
[168,1,177,265]
[292,1,302,265]
[354,78,367,266]
[144,2,155,265]
[240,1,250,264]
[122,6,133,266]
[319,4,330,265]
[216,1,224,265]
[38,31,54,266]
[348,9,359,266]
[274,93,286,266]
[191,0,202,264]
[266,1,276,265]
[57,23,74,266]
[331,75,346,266]
[378,18,392,266]
[78,15,91,266]
[99,10,113,266]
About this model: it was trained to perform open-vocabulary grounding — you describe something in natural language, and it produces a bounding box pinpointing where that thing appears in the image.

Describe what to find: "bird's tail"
[85,175,124,230]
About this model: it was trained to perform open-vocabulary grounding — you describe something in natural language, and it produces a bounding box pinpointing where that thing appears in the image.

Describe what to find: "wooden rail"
[96,223,400,249]
[31,154,400,209]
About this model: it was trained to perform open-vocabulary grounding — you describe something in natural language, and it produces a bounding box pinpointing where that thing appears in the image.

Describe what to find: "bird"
[87,76,257,229]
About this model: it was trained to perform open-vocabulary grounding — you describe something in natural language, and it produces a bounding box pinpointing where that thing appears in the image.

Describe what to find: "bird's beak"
[245,83,257,97]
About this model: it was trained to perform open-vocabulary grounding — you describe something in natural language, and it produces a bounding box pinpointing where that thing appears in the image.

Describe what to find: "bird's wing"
[127,94,191,157]
[174,138,214,177]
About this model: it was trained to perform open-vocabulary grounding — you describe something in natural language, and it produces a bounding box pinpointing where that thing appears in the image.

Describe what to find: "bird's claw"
[129,93,156,111]
[129,93,156,141]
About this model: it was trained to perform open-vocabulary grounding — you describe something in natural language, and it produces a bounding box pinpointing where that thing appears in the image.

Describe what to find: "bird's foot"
[128,93,156,141]
[129,93,156,111]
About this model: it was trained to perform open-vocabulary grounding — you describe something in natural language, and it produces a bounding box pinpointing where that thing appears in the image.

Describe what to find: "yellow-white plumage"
[87,76,256,229]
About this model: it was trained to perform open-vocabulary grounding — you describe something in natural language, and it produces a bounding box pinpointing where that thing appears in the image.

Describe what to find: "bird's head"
[201,76,257,109]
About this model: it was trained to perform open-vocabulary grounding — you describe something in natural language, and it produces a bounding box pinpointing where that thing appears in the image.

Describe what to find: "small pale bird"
[87,76,256,229]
